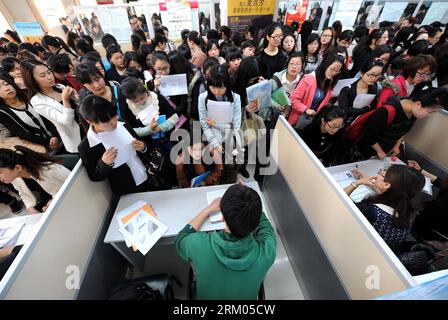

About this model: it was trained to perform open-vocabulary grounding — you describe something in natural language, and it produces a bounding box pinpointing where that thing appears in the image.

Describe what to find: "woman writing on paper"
[344,165,425,251]
[198,64,241,155]
[289,54,344,127]
[175,133,223,188]
[0,146,70,214]
[338,59,383,124]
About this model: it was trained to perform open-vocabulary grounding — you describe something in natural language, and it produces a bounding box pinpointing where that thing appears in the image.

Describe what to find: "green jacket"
[175,212,276,300]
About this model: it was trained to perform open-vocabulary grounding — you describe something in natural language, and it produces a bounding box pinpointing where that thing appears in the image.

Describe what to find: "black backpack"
[107,282,162,300]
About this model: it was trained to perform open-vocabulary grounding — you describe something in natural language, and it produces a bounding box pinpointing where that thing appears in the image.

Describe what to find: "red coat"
[376,75,407,108]
[289,72,333,126]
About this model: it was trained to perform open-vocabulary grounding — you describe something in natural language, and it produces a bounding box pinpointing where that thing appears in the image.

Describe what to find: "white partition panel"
[1,163,112,299]
[270,117,415,299]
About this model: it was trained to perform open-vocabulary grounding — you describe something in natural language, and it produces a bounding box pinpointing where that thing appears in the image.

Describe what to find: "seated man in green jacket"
[175,184,277,300]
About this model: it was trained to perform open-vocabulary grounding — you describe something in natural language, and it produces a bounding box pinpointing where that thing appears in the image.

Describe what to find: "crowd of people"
[0,11,448,297]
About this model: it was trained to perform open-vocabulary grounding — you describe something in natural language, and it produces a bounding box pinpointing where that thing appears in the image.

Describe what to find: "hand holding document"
[136,104,159,126]
[206,100,234,124]
[332,78,357,97]
[159,74,188,96]
[246,80,271,112]
[353,93,376,109]
[116,201,167,255]
[98,122,135,168]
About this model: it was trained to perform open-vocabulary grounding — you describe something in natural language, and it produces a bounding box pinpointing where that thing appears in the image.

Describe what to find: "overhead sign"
[284,0,310,30]
[228,0,276,33]
[12,21,44,43]
[159,0,194,42]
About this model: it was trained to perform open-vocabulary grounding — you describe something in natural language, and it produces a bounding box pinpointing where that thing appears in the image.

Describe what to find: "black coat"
[0,103,59,148]
[338,80,379,120]
[78,123,158,195]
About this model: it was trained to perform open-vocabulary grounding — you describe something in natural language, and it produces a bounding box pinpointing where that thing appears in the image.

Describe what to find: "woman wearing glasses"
[344,165,425,251]
[257,23,287,80]
[376,54,436,108]
[318,28,334,61]
[289,54,345,127]
[296,105,346,167]
[338,59,384,124]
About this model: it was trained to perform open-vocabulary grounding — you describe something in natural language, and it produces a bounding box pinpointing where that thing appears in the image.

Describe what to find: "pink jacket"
[289,72,333,126]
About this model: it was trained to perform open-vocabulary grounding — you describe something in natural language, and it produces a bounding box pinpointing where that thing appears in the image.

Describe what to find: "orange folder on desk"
[121,204,156,251]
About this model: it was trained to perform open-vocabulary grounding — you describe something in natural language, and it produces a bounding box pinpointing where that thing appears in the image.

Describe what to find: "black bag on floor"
[107,282,162,300]
[107,273,177,300]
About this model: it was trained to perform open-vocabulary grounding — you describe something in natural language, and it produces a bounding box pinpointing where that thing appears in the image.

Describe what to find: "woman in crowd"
[257,23,287,80]
[1,57,26,90]
[318,27,334,60]
[187,31,207,68]
[376,54,436,108]
[206,39,226,64]
[105,44,125,83]
[41,35,79,70]
[198,64,241,154]
[0,74,59,152]
[289,54,344,127]
[355,86,448,160]
[297,105,346,167]
[282,33,297,56]
[303,33,320,74]
[338,59,384,123]
[75,63,137,128]
[0,146,70,214]
[270,52,304,119]
[175,133,223,188]
[351,28,389,77]
[21,59,81,154]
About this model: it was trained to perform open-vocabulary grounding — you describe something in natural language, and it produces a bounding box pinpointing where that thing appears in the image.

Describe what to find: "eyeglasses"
[322,34,332,38]
[326,122,344,129]
[288,62,302,67]
[328,67,341,74]
[416,71,434,80]
[365,73,381,79]
[270,34,284,40]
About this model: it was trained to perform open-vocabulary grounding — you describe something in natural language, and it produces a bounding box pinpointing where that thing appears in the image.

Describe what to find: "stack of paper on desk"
[116,201,168,255]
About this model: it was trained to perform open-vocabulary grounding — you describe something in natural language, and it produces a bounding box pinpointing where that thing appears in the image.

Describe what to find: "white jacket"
[31,87,81,153]
[11,164,70,209]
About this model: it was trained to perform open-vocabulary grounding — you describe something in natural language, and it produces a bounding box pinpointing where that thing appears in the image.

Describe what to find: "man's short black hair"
[80,95,117,123]
[75,63,103,84]
[1,56,19,72]
[220,184,262,238]
[121,76,147,100]
[47,54,71,74]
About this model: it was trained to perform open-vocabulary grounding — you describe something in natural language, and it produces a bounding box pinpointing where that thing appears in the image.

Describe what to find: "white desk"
[104,182,266,269]
[0,213,43,247]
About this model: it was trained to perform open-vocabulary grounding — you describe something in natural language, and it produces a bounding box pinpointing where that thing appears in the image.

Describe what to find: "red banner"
[284,0,310,29]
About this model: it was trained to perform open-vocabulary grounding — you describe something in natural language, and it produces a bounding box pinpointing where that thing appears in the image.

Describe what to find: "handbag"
[241,112,266,146]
